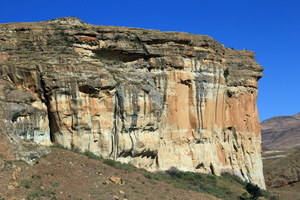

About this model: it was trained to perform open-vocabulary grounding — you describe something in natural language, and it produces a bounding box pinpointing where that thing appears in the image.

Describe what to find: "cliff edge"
[0,17,265,188]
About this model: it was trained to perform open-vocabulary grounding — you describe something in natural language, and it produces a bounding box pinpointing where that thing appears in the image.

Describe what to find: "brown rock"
[96,171,102,175]
[109,176,121,184]
[12,182,18,187]
[119,190,125,195]
[10,167,21,181]
[7,185,14,190]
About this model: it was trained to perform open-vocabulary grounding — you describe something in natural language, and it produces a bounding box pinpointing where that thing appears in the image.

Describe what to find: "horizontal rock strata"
[0,17,265,188]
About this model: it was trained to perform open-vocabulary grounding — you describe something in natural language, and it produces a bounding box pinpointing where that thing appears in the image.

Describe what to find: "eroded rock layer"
[0,17,265,188]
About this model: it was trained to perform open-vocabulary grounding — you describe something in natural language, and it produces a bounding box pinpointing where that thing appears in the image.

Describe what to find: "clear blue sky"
[1,0,299,122]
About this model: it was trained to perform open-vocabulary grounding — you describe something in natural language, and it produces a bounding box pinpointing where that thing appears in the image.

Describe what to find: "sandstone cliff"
[0,17,265,188]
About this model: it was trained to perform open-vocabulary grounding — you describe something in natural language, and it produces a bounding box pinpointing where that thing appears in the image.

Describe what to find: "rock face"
[0,17,265,188]
[261,112,300,151]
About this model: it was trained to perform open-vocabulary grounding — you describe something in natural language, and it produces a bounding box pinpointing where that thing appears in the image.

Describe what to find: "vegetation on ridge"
[52,145,275,200]
[0,140,278,200]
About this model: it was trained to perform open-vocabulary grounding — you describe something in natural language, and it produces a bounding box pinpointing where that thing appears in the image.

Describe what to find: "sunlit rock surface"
[0,17,265,188]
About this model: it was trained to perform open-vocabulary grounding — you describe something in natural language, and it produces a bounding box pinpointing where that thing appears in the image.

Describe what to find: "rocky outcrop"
[0,17,265,188]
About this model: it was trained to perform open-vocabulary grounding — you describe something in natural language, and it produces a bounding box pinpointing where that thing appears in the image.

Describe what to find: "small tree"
[245,183,263,199]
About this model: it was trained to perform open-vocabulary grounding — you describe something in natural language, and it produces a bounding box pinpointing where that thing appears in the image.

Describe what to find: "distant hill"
[261,112,300,151]
[264,148,300,188]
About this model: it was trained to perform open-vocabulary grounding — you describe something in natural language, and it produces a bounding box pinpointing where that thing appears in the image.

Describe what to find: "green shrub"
[51,182,61,187]
[241,192,249,198]
[103,158,118,166]
[31,175,41,179]
[166,166,181,177]
[222,172,247,186]
[161,167,252,199]
[148,179,158,185]
[51,144,68,150]
[222,186,234,195]
[83,150,101,160]
[245,183,263,200]
[41,154,48,158]
[27,189,56,199]
[103,158,137,172]
[143,172,154,180]
[21,179,33,189]
[224,68,229,82]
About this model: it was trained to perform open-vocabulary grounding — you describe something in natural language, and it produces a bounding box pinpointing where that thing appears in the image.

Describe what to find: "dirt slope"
[263,149,300,199]
[0,147,223,200]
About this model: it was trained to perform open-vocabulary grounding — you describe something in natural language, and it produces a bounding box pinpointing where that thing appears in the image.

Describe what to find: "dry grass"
[262,150,295,166]
[267,181,300,200]
[0,147,222,200]
[263,149,300,199]
[0,147,270,200]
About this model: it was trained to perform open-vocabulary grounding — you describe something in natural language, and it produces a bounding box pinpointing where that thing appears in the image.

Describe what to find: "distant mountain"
[261,112,300,151]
